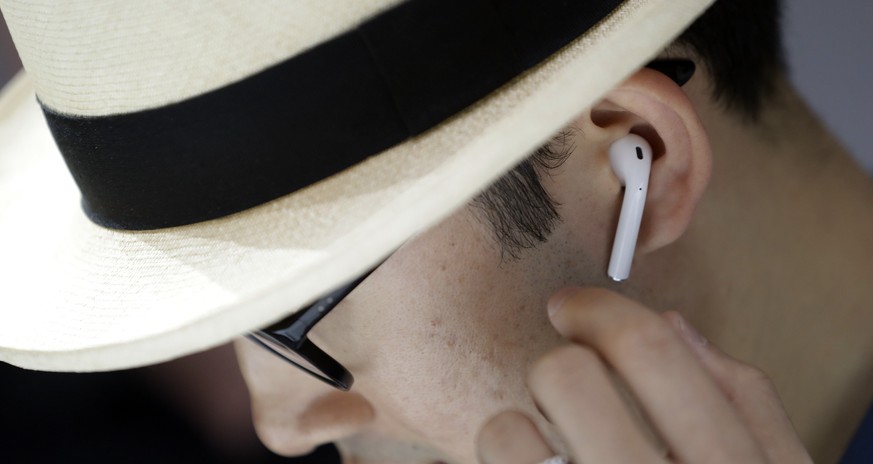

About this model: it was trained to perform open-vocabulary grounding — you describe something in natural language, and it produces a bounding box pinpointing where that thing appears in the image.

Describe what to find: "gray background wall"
[1,2,872,170]
[782,0,872,172]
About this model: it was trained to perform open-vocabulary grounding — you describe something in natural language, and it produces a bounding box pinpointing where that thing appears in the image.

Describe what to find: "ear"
[581,67,712,254]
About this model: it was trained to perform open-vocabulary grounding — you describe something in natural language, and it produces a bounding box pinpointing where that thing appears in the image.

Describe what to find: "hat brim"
[0,0,713,371]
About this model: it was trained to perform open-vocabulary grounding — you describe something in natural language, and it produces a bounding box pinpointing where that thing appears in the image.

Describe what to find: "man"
[0,0,869,463]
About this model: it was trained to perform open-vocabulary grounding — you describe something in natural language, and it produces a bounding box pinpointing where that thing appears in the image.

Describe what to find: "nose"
[234,338,375,457]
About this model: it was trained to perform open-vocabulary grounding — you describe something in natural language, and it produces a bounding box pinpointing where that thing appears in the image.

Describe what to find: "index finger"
[547,288,766,464]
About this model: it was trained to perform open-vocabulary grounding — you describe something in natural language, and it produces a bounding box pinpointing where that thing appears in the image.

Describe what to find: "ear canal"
[607,134,652,281]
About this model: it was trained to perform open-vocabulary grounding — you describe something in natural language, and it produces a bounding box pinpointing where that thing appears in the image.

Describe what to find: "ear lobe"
[594,67,712,254]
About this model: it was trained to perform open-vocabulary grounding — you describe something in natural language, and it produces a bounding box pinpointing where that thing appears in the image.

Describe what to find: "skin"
[478,288,813,463]
[234,60,873,463]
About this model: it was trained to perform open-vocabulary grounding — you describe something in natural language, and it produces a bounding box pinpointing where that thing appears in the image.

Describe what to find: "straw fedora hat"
[0,0,713,371]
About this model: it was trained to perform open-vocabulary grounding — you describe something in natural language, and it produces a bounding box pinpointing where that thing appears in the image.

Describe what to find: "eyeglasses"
[246,265,380,391]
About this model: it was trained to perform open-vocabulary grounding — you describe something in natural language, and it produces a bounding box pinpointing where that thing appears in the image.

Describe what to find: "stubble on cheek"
[386,299,549,461]
[345,208,565,462]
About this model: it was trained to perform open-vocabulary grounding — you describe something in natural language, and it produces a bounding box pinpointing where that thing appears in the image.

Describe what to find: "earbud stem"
[608,185,646,281]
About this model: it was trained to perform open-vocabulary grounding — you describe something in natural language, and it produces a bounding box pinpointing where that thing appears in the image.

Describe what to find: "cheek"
[308,210,568,459]
[362,307,532,450]
[351,251,556,449]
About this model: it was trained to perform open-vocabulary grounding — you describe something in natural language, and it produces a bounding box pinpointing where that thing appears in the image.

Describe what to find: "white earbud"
[608,134,652,282]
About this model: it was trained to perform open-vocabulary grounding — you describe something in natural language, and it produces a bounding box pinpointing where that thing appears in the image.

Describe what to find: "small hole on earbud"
[636,146,643,160]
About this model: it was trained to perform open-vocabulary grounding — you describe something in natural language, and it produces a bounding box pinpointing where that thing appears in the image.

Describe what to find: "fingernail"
[676,313,707,347]
[547,287,578,317]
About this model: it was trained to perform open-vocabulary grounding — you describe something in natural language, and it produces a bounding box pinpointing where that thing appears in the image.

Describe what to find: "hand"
[477,288,813,464]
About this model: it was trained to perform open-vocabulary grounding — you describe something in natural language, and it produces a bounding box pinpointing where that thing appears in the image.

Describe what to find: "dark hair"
[472,129,574,259]
[473,0,785,257]
[675,0,785,118]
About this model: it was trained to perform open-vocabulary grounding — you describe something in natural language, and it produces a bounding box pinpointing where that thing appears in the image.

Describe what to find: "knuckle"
[530,344,599,391]
[723,362,778,403]
[733,362,774,389]
[609,314,676,359]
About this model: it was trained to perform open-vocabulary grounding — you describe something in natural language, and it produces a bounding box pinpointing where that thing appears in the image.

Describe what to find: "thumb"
[663,311,813,464]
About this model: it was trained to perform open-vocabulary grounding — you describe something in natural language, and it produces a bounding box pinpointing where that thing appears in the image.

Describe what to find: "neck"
[653,79,873,463]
